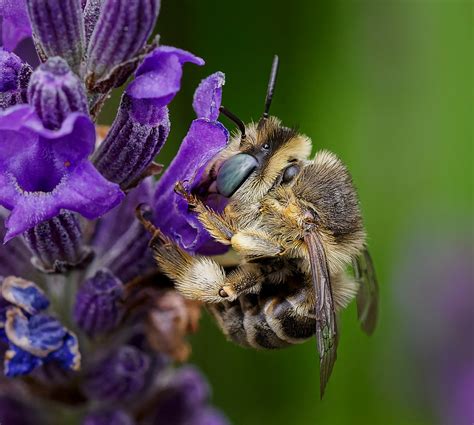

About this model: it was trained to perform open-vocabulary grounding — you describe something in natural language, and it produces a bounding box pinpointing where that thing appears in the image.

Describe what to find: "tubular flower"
[154,72,229,254]
[0,0,231,423]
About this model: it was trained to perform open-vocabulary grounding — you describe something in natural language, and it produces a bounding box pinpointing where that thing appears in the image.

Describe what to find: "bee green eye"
[216,154,258,197]
[281,164,300,184]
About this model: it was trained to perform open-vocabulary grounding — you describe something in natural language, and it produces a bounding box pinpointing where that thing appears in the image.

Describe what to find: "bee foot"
[219,286,237,300]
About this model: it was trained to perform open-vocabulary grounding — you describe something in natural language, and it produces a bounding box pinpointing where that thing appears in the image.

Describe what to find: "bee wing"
[352,247,379,335]
[304,232,338,399]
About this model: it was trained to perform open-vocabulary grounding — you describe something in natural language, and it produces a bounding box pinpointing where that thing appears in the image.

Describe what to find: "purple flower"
[0,276,80,377]
[127,46,205,107]
[83,345,152,402]
[73,270,124,337]
[0,105,124,241]
[0,0,31,51]
[153,73,229,254]
[92,46,203,189]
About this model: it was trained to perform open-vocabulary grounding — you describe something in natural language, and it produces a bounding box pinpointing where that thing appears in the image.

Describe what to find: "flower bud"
[23,211,92,273]
[73,270,123,337]
[83,0,103,43]
[26,0,85,73]
[84,345,151,402]
[28,57,88,130]
[86,0,160,89]
[92,94,169,189]
[0,49,32,109]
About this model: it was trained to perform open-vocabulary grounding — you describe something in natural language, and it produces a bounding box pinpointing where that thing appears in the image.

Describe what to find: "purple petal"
[4,344,42,376]
[127,45,204,107]
[0,108,124,241]
[193,72,225,121]
[154,119,228,253]
[46,331,80,371]
[0,0,32,51]
[1,276,49,314]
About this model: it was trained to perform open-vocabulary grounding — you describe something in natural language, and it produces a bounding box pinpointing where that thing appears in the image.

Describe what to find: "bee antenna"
[261,55,279,123]
[219,105,246,141]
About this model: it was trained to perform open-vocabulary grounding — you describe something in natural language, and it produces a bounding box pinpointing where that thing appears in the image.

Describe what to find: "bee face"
[214,117,311,204]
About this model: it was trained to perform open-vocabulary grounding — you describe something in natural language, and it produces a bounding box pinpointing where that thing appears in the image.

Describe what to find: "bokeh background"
[102,1,473,424]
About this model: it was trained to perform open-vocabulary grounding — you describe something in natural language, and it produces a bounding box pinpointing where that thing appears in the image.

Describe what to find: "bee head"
[215,118,311,203]
[213,55,313,202]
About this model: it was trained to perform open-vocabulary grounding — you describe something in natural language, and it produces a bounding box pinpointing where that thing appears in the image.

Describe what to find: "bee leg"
[152,235,264,303]
[175,181,235,244]
[230,230,284,259]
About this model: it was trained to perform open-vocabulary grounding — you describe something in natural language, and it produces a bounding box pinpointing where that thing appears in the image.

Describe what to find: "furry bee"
[137,56,379,397]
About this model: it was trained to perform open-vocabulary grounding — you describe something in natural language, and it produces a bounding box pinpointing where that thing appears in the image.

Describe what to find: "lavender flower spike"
[93,46,204,189]
[86,0,160,91]
[28,57,88,130]
[0,106,124,241]
[0,0,32,51]
[26,0,85,73]
[0,49,32,109]
[73,270,123,337]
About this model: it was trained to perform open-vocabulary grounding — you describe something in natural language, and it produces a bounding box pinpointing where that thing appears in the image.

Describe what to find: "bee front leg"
[175,182,235,244]
[230,230,284,259]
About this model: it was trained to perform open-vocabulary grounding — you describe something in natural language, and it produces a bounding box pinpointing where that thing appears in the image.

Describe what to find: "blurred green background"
[103,1,473,424]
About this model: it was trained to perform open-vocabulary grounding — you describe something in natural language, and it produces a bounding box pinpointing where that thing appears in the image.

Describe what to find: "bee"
[137,56,379,397]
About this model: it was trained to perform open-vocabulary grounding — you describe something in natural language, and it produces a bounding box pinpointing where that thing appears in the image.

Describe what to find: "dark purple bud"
[82,410,135,425]
[84,345,151,402]
[23,211,92,273]
[73,270,123,336]
[153,366,210,423]
[26,0,85,73]
[92,94,170,189]
[0,49,32,109]
[83,0,103,43]
[28,57,88,130]
[86,0,160,89]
